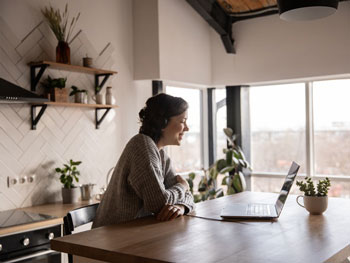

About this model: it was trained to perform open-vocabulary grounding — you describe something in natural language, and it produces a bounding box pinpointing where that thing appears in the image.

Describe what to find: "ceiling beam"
[186,0,235,54]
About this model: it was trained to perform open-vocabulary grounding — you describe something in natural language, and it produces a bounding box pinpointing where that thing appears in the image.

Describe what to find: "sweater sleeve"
[162,150,195,214]
[127,136,187,214]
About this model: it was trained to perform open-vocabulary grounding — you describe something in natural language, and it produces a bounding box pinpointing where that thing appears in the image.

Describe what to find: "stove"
[0,210,61,263]
[0,210,56,229]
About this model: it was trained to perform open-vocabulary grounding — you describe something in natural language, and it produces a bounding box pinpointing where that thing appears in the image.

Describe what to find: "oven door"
[1,248,60,263]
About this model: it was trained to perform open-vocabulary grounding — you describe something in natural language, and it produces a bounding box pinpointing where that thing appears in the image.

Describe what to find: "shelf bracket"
[31,104,47,130]
[95,108,111,129]
[95,74,112,94]
[30,64,49,91]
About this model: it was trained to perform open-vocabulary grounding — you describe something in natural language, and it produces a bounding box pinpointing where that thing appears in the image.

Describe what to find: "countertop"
[0,200,98,236]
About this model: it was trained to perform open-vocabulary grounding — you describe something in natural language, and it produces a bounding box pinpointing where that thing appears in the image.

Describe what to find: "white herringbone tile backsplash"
[0,17,120,211]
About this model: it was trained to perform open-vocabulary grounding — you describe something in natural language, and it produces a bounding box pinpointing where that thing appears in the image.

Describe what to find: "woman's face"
[159,110,189,148]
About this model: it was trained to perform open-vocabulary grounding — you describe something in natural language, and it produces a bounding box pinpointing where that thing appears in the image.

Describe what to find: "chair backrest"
[64,203,99,235]
[63,203,99,263]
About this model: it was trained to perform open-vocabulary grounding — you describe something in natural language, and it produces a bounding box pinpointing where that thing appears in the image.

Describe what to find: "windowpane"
[166,86,202,172]
[313,79,350,176]
[216,89,227,160]
[250,84,306,174]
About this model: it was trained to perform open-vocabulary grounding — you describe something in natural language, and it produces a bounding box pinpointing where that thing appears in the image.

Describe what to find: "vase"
[62,187,81,204]
[56,41,71,64]
[105,86,115,105]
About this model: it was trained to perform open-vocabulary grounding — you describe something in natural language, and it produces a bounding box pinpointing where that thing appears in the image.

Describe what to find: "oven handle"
[1,249,59,263]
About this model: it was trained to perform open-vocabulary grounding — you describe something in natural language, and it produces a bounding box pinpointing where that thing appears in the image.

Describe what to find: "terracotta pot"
[56,41,71,64]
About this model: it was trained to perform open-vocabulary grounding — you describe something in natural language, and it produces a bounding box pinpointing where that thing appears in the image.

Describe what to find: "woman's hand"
[176,175,189,191]
[156,204,185,221]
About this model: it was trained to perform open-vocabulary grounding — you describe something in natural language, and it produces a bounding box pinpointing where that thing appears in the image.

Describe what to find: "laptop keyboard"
[246,204,272,216]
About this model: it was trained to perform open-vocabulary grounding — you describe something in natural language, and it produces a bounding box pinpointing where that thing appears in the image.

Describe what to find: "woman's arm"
[162,151,195,214]
[127,136,188,214]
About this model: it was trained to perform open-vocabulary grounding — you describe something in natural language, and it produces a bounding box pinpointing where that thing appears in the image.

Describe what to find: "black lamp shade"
[277,0,339,21]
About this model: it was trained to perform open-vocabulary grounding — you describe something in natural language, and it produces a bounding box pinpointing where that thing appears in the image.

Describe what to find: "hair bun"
[138,108,146,121]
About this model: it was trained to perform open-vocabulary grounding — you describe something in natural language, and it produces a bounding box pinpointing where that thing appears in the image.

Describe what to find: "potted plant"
[41,4,80,64]
[55,159,82,204]
[69,85,88,104]
[187,127,251,202]
[41,75,68,102]
[296,177,331,215]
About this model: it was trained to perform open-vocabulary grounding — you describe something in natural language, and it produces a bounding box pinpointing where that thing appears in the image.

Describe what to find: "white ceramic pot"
[296,195,328,215]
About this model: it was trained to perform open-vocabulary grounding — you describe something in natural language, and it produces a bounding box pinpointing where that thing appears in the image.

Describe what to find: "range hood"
[0,78,48,102]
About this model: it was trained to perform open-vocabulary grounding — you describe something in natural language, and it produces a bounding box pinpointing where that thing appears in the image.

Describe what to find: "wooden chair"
[63,203,99,263]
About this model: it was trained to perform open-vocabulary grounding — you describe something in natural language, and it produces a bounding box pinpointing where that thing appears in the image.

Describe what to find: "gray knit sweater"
[92,134,195,228]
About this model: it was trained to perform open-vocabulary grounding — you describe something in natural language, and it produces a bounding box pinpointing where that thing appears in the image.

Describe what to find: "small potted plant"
[69,85,88,104]
[41,75,68,102]
[296,177,331,215]
[55,159,82,204]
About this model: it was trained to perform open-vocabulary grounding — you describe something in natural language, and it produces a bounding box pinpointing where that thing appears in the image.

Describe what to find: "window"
[249,80,350,198]
[250,84,306,174]
[166,86,202,173]
[215,89,227,160]
[313,79,350,177]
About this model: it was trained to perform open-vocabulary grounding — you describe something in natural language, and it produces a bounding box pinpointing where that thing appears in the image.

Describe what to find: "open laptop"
[220,161,300,219]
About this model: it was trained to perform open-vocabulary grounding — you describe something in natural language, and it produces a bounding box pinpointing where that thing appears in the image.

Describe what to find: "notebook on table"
[220,161,300,219]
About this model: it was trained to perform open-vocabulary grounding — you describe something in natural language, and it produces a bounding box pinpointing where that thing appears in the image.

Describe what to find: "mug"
[92,93,104,104]
[296,195,328,215]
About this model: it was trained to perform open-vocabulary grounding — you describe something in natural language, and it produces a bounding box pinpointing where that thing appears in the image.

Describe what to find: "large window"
[313,79,350,176]
[166,86,202,173]
[249,80,350,197]
[250,84,306,174]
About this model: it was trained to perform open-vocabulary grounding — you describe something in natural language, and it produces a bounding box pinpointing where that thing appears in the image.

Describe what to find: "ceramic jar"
[105,86,115,105]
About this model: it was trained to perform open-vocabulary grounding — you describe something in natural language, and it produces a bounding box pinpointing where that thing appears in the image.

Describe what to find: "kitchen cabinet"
[28,61,118,129]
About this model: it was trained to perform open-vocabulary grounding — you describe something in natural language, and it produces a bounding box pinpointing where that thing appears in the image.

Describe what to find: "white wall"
[133,0,160,81]
[0,0,139,210]
[211,2,350,86]
[158,0,212,85]
[133,0,212,86]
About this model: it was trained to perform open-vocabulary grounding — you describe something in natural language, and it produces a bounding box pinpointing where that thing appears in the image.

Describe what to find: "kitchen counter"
[0,200,98,236]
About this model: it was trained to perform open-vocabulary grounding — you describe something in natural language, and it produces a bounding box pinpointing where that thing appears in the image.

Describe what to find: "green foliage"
[186,127,251,203]
[41,3,80,42]
[42,75,67,89]
[55,159,82,189]
[69,85,88,96]
[296,177,331,196]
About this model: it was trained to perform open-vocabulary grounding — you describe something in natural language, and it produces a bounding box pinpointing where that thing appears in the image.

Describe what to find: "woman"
[92,93,195,228]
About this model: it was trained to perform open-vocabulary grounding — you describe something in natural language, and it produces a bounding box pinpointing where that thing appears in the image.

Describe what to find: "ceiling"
[187,0,346,54]
[217,0,278,21]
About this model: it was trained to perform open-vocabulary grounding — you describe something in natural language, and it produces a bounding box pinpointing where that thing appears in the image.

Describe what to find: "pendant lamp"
[277,0,339,21]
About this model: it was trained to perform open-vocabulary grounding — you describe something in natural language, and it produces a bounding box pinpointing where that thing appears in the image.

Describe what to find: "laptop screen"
[275,162,300,215]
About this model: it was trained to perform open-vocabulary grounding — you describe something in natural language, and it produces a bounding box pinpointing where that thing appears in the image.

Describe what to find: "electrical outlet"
[28,175,36,183]
[7,175,36,188]
[7,176,19,188]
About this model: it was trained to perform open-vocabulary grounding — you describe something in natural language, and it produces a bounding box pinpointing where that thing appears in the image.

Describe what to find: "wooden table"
[51,192,350,263]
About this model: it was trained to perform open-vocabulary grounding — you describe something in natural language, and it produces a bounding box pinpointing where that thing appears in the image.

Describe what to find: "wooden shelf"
[28,61,118,129]
[28,61,118,75]
[35,102,119,109]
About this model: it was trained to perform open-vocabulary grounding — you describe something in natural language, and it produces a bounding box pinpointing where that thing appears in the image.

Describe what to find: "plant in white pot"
[55,159,82,204]
[296,177,331,215]
[69,85,88,104]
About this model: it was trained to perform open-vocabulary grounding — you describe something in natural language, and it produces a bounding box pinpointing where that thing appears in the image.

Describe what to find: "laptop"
[220,161,300,219]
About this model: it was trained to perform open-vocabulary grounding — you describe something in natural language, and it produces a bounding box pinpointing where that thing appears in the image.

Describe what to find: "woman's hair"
[139,93,188,143]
